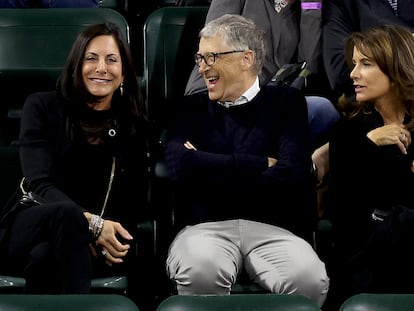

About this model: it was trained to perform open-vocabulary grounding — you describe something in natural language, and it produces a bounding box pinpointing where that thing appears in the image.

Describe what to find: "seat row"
[0,293,413,311]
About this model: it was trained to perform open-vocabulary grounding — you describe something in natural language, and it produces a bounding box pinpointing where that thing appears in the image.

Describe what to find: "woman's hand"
[95,220,133,266]
[367,123,411,154]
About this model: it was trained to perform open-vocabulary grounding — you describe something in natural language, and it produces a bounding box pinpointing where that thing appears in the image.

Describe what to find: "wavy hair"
[345,24,414,128]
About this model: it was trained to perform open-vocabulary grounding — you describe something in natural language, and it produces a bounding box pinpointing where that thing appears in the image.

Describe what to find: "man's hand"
[268,157,277,167]
[184,141,197,150]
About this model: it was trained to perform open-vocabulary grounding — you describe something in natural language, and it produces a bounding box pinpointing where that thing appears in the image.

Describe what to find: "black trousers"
[328,214,414,309]
[4,201,92,294]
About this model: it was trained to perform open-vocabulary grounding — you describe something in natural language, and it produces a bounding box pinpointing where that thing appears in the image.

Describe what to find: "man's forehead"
[199,35,229,51]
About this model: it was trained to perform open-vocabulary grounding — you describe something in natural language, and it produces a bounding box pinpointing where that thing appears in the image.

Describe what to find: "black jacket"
[330,109,414,265]
[0,91,150,244]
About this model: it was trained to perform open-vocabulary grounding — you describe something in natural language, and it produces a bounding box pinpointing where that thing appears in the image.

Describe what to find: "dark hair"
[59,22,142,119]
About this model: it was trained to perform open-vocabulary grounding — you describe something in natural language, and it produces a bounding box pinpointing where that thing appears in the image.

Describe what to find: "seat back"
[156,294,321,311]
[0,147,21,208]
[142,6,208,219]
[340,293,414,311]
[142,5,208,210]
[98,0,118,9]
[0,294,139,311]
[142,7,208,298]
[0,8,129,146]
[0,274,128,294]
[143,6,208,125]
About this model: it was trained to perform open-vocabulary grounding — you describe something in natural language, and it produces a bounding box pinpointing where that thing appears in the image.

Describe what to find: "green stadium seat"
[99,0,118,9]
[340,293,414,311]
[0,294,139,311]
[143,3,208,258]
[156,294,321,311]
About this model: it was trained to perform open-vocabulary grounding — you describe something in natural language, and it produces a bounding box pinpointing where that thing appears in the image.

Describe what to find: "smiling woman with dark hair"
[0,22,149,294]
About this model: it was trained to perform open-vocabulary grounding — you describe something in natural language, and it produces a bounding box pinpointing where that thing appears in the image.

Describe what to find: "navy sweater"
[165,85,315,238]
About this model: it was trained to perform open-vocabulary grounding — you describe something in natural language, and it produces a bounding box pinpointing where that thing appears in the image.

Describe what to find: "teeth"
[92,79,109,83]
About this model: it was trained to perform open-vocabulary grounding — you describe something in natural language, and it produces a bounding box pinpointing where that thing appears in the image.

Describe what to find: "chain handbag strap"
[19,177,29,195]
[99,156,116,218]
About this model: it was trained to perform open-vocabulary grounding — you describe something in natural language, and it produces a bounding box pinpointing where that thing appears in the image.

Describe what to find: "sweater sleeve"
[259,86,311,185]
[18,92,78,206]
[166,140,267,185]
[165,87,311,187]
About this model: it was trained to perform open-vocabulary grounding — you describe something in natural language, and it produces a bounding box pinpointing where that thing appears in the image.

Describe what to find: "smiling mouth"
[206,76,218,83]
[90,78,111,83]
[205,76,219,89]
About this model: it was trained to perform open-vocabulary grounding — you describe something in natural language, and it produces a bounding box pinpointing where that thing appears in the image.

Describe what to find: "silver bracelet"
[89,214,104,240]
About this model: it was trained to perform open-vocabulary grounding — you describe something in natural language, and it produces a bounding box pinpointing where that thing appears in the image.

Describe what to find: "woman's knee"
[53,201,86,224]
[48,202,89,240]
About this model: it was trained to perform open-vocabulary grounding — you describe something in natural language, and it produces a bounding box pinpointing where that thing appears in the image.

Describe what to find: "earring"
[119,82,124,96]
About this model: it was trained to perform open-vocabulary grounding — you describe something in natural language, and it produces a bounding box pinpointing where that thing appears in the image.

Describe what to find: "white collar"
[219,77,260,108]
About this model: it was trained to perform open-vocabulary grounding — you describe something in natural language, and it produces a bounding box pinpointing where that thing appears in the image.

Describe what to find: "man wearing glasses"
[164,14,329,307]
[184,0,340,154]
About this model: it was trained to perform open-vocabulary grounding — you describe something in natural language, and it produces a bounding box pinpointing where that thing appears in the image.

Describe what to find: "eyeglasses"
[194,50,245,67]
